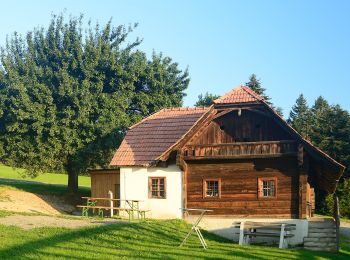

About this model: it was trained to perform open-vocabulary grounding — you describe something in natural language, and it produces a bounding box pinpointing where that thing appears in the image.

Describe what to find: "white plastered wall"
[120,164,183,219]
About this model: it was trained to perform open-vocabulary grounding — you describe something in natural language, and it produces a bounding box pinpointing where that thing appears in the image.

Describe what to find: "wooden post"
[298,144,308,219]
[108,190,114,217]
[333,195,340,252]
[298,173,307,219]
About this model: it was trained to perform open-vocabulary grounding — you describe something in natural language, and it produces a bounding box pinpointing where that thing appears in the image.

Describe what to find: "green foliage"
[319,179,350,219]
[338,179,350,218]
[245,74,270,103]
[0,14,189,192]
[194,92,220,107]
[0,219,349,259]
[288,94,312,139]
[289,94,350,216]
[245,74,283,117]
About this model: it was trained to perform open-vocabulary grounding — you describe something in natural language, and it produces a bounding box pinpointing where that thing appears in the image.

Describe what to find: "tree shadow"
[0,177,90,214]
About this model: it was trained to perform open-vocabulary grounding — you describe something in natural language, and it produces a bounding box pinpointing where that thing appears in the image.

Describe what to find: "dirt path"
[0,189,75,215]
[0,214,124,229]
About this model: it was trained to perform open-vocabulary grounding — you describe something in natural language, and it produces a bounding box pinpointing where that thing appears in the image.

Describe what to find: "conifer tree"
[245,74,283,116]
[288,94,311,139]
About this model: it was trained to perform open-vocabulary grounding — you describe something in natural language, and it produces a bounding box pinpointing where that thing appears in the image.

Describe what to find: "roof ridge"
[240,85,264,101]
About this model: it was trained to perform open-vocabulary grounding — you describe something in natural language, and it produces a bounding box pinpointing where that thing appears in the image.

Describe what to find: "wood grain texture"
[185,158,300,218]
[90,170,120,206]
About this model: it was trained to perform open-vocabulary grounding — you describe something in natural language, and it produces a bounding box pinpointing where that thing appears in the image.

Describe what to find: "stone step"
[304,237,336,243]
[304,246,336,252]
[307,233,336,238]
[308,222,335,229]
[308,228,336,233]
[304,241,337,247]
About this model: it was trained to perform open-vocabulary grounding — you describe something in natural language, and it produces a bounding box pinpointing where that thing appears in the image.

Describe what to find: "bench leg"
[279,224,286,249]
[82,207,89,217]
[98,209,104,218]
[239,222,245,245]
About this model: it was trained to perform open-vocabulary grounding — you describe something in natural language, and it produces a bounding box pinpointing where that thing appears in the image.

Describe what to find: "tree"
[195,92,220,107]
[288,94,312,139]
[245,74,283,116]
[0,14,189,193]
[245,74,271,103]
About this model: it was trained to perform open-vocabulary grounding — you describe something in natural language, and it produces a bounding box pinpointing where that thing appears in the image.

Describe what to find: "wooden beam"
[298,167,308,219]
[183,152,297,161]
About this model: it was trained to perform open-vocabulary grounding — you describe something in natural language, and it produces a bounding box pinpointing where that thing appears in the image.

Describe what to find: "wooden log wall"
[188,110,293,145]
[185,158,301,218]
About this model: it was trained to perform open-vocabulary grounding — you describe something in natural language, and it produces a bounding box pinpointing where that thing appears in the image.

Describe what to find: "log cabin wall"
[90,170,120,206]
[187,110,293,144]
[186,157,300,218]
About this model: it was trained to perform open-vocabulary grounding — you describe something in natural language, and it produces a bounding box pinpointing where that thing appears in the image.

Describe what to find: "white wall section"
[120,164,183,219]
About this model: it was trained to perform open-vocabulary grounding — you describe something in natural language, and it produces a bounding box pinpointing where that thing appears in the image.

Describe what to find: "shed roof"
[110,107,209,166]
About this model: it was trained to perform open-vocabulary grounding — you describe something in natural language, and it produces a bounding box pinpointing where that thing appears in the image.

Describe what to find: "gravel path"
[340,221,350,237]
[0,214,124,229]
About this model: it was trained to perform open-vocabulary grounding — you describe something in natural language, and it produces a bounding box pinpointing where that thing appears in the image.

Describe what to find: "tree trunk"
[68,169,79,194]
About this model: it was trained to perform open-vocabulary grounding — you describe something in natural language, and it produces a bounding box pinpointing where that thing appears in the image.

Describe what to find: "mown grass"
[0,178,90,197]
[0,164,90,187]
[0,219,348,259]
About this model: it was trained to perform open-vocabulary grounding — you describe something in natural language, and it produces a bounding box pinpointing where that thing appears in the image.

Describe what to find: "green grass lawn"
[0,164,90,187]
[0,219,348,259]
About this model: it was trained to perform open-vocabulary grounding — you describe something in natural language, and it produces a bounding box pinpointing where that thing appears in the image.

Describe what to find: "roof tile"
[214,85,263,104]
[110,107,208,166]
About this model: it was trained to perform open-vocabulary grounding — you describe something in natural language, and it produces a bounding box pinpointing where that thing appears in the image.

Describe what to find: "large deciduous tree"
[0,14,189,193]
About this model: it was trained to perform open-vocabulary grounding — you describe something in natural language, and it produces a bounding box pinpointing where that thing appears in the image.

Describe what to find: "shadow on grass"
[0,220,349,259]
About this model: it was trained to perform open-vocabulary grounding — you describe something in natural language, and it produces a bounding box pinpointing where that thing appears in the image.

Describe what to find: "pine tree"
[288,94,311,139]
[195,92,220,107]
[245,74,271,104]
[245,74,283,116]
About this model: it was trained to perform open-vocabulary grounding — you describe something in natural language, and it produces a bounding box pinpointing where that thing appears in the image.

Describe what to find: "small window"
[258,177,277,198]
[203,179,221,198]
[149,177,166,199]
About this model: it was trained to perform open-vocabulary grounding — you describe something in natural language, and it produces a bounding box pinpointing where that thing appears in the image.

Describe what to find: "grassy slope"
[0,220,348,259]
[0,164,90,187]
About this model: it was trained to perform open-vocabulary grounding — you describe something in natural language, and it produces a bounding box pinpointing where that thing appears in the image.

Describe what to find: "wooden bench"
[76,205,149,221]
[233,221,296,248]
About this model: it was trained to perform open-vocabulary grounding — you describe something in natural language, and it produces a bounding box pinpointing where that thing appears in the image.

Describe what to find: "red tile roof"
[214,85,263,104]
[110,107,209,166]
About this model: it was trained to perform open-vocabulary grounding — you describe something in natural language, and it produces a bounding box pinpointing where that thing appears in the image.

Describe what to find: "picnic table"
[77,197,149,221]
[233,221,296,248]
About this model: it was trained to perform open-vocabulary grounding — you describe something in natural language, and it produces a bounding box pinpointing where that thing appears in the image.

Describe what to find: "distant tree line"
[289,94,350,218]
[196,74,350,218]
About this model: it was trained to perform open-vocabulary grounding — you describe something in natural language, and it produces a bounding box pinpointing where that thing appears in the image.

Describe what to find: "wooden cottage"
[104,85,345,245]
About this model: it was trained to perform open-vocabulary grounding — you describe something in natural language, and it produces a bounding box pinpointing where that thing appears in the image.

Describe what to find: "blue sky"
[0,0,349,116]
